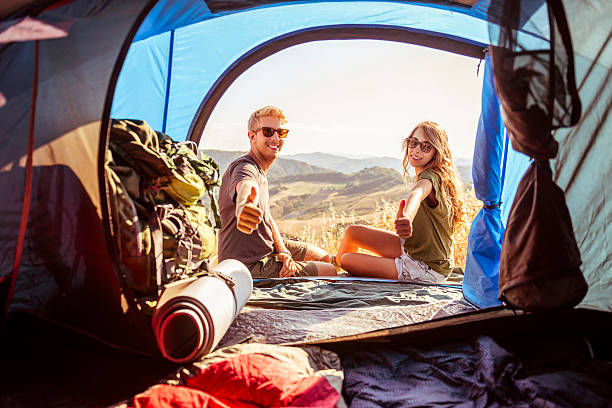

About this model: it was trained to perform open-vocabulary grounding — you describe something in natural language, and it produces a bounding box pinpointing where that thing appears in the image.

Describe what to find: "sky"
[200,39,484,161]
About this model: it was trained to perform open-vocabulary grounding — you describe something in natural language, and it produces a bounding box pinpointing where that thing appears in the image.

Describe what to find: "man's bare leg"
[313,261,338,276]
[300,243,337,275]
[303,243,332,263]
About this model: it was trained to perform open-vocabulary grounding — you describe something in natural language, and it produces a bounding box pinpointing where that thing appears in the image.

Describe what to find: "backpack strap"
[191,264,236,289]
[149,208,164,297]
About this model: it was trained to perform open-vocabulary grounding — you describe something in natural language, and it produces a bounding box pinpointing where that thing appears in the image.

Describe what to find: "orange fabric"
[128,353,340,408]
[185,354,339,407]
[129,385,230,408]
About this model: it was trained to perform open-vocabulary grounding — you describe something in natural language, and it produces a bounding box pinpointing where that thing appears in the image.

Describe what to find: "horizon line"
[200,147,473,162]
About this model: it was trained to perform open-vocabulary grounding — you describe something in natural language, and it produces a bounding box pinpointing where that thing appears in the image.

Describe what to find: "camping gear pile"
[106,118,220,296]
[106,118,254,363]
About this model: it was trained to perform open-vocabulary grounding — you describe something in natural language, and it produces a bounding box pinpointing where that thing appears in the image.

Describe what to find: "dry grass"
[294,187,482,268]
[454,187,482,268]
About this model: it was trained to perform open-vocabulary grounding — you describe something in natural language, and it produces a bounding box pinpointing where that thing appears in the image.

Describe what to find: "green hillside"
[269,166,410,222]
[203,149,330,179]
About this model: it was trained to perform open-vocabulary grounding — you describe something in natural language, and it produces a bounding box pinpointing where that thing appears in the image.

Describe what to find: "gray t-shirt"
[217,154,274,268]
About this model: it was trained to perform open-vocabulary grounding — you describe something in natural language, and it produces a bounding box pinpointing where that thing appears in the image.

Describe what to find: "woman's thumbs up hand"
[394,199,413,238]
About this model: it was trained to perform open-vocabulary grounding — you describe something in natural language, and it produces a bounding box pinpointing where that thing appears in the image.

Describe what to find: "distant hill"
[286,152,402,174]
[287,151,473,184]
[271,166,407,196]
[204,149,473,184]
[268,166,408,221]
[202,149,330,179]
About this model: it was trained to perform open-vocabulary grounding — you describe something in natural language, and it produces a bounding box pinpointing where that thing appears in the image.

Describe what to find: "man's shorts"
[249,239,318,278]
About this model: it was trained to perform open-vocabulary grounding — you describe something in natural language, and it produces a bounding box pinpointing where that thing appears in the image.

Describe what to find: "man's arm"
[395,178,433,238]
[269,216,297,277]
[235,179,263,234]
[269,216,288,254]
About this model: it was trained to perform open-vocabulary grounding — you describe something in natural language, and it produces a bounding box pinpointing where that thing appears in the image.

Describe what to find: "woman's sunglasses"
[253,127,289,138]
[406,137,434,153]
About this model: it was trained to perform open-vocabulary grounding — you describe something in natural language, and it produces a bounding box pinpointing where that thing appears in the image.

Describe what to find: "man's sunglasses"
[253,127,289,138]
[406,137,434,153]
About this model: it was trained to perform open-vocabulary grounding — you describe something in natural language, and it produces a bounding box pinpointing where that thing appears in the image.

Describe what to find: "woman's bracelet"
[279,249,291,256]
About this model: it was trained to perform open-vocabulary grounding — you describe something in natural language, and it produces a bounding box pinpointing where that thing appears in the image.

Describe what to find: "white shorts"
[395,253,447,284]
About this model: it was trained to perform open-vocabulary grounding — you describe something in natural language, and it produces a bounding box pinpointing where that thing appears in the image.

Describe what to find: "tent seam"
[3,40,38,322]
[162,29,174,134]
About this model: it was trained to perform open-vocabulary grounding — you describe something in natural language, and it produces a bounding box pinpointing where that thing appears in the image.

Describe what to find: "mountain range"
[203,150,328,180]
[203,149,473,184]
[286,152,402,174]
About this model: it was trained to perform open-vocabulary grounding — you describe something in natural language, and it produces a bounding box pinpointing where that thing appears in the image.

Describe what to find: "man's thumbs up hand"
[394,199,413,238]
[236,185,263,234]
[247,185,257,205]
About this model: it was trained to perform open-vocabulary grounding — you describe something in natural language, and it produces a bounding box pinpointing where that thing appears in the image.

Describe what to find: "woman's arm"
[404,178,433,220]
[395,178,433,238]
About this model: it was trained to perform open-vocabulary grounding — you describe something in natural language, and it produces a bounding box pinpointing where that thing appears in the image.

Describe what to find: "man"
[217,106,337,278]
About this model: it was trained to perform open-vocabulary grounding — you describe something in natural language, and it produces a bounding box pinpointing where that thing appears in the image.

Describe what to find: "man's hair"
[248,106,287,131]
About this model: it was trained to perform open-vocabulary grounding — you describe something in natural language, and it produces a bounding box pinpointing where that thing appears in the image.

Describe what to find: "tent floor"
[0,313,179,408]
[0,308,610,407]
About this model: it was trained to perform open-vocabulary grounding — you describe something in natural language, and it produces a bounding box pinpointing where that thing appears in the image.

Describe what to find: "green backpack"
[105,119,221,295]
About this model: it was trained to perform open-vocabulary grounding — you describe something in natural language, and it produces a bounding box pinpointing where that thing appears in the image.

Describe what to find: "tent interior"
[0,0,611,406]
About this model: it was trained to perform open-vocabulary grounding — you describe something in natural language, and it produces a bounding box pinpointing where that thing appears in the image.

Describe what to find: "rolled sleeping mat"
[152,259,253,363]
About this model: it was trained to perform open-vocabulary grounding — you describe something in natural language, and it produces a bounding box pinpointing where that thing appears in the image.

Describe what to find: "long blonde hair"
[402,121,464,232]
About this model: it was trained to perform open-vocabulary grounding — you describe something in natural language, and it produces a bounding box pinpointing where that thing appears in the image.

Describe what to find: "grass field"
[279,187,482,269]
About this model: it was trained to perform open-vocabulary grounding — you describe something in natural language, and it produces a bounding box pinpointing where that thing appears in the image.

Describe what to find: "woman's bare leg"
[340,253,398,279]
[336,225,402,261]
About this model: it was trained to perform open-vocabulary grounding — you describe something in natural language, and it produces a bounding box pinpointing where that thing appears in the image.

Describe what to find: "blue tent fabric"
[463,55,505,308]
[471,55,505,205]
[111,2,491,141]
[500,147,531,226]
[113,32,172,132]
[133,0,212,42]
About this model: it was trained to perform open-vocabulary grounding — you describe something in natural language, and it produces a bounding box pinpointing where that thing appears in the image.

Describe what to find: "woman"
[334,121,463,283]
